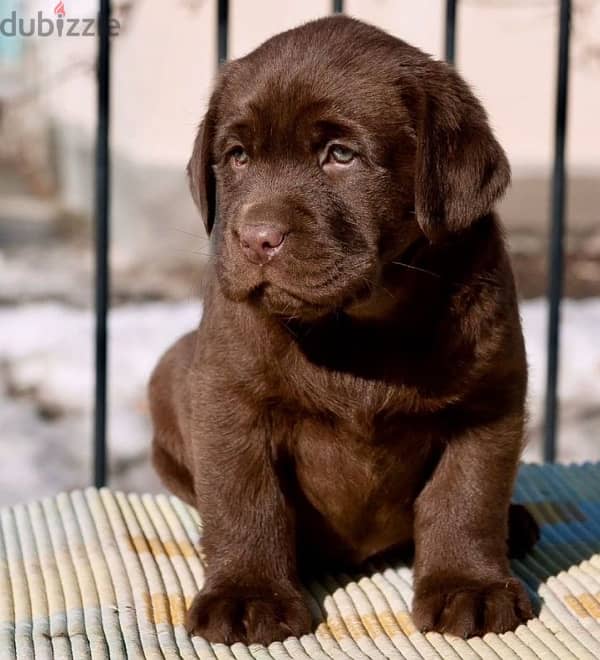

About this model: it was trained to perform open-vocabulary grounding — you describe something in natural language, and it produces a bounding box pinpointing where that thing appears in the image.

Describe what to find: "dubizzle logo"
[54,2,66,18]
[0,1,120,37]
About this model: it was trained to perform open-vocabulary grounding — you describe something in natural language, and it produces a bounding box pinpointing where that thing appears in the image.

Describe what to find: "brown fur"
[149,16,539,645]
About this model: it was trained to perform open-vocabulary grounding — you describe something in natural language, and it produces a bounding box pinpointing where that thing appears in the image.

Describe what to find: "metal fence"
[92,0,571,488]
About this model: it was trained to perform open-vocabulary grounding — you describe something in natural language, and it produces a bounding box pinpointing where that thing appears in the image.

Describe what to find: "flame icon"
[54,1,66,17]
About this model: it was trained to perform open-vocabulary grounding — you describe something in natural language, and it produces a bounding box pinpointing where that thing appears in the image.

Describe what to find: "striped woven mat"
[2,463,600,659]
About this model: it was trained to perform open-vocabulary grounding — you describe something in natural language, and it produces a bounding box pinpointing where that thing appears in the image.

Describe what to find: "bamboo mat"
[2,463,600,659]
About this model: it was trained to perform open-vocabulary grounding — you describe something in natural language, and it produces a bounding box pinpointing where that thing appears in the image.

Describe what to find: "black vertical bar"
[218,0,229,65]
[544,0,571,463]
[333,0,343,13]
[215,0,229,227]
[445,0,457,65]
[94,0,111,488]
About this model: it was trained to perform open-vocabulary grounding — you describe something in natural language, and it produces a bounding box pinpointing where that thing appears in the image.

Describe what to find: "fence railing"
[92,0,571,488]
[94,0,111,488]
[544,0,571,463]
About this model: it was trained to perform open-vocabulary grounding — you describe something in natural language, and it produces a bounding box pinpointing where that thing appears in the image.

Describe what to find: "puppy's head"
[188,16,509,321]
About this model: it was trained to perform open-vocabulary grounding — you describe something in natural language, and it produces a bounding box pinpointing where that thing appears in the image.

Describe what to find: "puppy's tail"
[507,503,540,559]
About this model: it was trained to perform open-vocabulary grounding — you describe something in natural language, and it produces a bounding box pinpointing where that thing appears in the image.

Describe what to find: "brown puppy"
[149,16,539,645]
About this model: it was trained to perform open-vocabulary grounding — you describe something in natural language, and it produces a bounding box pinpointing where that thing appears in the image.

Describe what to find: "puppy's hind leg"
[152,442,196,506]
[507,503,540,559]
[149,331,197,507]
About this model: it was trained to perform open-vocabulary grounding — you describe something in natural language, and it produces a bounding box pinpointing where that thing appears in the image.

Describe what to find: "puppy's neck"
[344,285,411,323]
[345,238,442,324]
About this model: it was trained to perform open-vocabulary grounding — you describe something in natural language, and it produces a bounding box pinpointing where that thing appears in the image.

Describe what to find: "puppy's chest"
[291,417,439,564]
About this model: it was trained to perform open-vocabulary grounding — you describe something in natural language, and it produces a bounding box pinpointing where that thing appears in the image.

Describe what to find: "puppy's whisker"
[174,227,208,240]
[280,315,299,338]
[391,260,440,278]
[173,249,214,259]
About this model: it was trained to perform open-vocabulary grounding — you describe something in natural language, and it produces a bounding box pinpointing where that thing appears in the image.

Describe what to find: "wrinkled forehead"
[214,62,411,154]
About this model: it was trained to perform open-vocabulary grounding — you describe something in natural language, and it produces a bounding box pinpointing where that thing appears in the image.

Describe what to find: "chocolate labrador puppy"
[149,16,539,645]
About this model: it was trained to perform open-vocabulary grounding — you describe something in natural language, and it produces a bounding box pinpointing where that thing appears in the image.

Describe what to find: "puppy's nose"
[239,224,286,264]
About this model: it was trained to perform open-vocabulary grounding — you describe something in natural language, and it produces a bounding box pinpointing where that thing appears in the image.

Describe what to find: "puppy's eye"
[230,147,249,168]
[328,144,355,165]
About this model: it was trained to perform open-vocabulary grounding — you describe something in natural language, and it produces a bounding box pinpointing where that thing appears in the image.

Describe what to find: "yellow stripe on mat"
[2,463,600,658]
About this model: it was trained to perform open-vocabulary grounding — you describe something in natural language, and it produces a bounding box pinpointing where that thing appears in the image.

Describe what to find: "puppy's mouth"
[222,273,373,321]
[249,283,335,320]
[217,253,378,320]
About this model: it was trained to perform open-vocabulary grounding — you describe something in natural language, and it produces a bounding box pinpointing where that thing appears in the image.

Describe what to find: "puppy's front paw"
[412,575,533,638]
[185,581,312,645]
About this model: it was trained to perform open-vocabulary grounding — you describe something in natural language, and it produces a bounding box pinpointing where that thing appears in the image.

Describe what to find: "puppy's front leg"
[185,408,311,645]
[411,415,533,637]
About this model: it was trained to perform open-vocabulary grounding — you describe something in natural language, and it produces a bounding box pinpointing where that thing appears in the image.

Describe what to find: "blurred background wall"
[1,0,599,505]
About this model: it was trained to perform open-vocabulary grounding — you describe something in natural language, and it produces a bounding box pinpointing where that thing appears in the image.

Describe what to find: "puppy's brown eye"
[230,148,249,167]
[329,144,355,165]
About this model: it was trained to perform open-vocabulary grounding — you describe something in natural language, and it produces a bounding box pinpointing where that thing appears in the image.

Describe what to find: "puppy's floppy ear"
[414,63,510,241]
[187,116,216,235]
